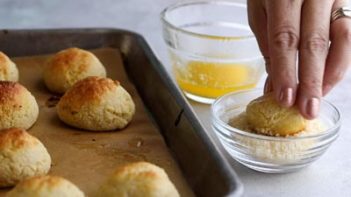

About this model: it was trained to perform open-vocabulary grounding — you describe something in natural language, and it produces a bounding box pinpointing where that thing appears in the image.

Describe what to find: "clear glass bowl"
[161,0,264,104]
[211,89,341,173]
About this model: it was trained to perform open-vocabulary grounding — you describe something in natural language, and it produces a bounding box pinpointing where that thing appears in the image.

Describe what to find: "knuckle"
[301,33,329,53]
[329,71,344,84]
[300,78,323,90]
[341,28,351,43]
[272,27,299,50]
[272,71,297,86]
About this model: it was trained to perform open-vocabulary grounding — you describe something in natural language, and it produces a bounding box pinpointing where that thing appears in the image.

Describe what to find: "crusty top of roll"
[0,128,39,150]
[0,81,39,130]
[61,76,120,105]
[0,81,25,104]
[67,77,120,102]
[98,162,180,197]
[48,48,94,72]
[6,175,85,197]
[0,52,18,82]
[14,176,69,190]
[44,47,106,93]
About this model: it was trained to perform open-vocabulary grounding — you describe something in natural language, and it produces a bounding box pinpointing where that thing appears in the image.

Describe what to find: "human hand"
[248,0,351,119]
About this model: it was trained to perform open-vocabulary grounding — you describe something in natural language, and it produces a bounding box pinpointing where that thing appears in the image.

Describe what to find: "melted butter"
[175,61,256,98]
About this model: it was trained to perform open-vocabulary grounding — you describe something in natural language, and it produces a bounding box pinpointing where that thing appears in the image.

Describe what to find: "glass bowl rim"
[211,88,342,141]
[160,0,255,40]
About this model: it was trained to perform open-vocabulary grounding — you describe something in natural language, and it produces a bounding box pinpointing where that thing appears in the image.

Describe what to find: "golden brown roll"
[246,93,307,136]
[57,76,135,131]
[0,128,51,187]
[43,48,106,94]
[0,81,39,130]
[97,162,179,197]
[6,176,84,197]
[0,52,19,81]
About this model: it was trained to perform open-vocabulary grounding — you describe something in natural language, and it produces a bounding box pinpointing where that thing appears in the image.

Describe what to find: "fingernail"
[307,97,320,118]
[279,88,294,107]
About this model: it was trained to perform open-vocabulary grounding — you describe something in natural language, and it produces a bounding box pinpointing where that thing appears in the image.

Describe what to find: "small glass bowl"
[211,89,341,173]
[161,0,264,104]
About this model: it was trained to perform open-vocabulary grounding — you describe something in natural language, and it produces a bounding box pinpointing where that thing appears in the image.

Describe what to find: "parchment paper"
[0,48,193,197]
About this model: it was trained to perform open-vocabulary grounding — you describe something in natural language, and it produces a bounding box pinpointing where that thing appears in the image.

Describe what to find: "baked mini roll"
[43,48,106,94]
[0,81,39,130]
[97,162,179,197]
[0,52,19,82]
[246,93,307,136]
[57,76,135,131]
[6,176,84,197]
[0,128,51,187]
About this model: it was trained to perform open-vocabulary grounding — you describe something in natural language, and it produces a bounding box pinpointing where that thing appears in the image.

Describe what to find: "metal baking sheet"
[0,28,243,197]
[0,48,193,196]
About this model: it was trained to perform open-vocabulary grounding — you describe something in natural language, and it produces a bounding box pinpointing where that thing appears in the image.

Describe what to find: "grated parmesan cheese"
[228,112,325,163]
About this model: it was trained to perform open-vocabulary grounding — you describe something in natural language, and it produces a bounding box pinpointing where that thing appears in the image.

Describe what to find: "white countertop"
[1,0,351,196]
